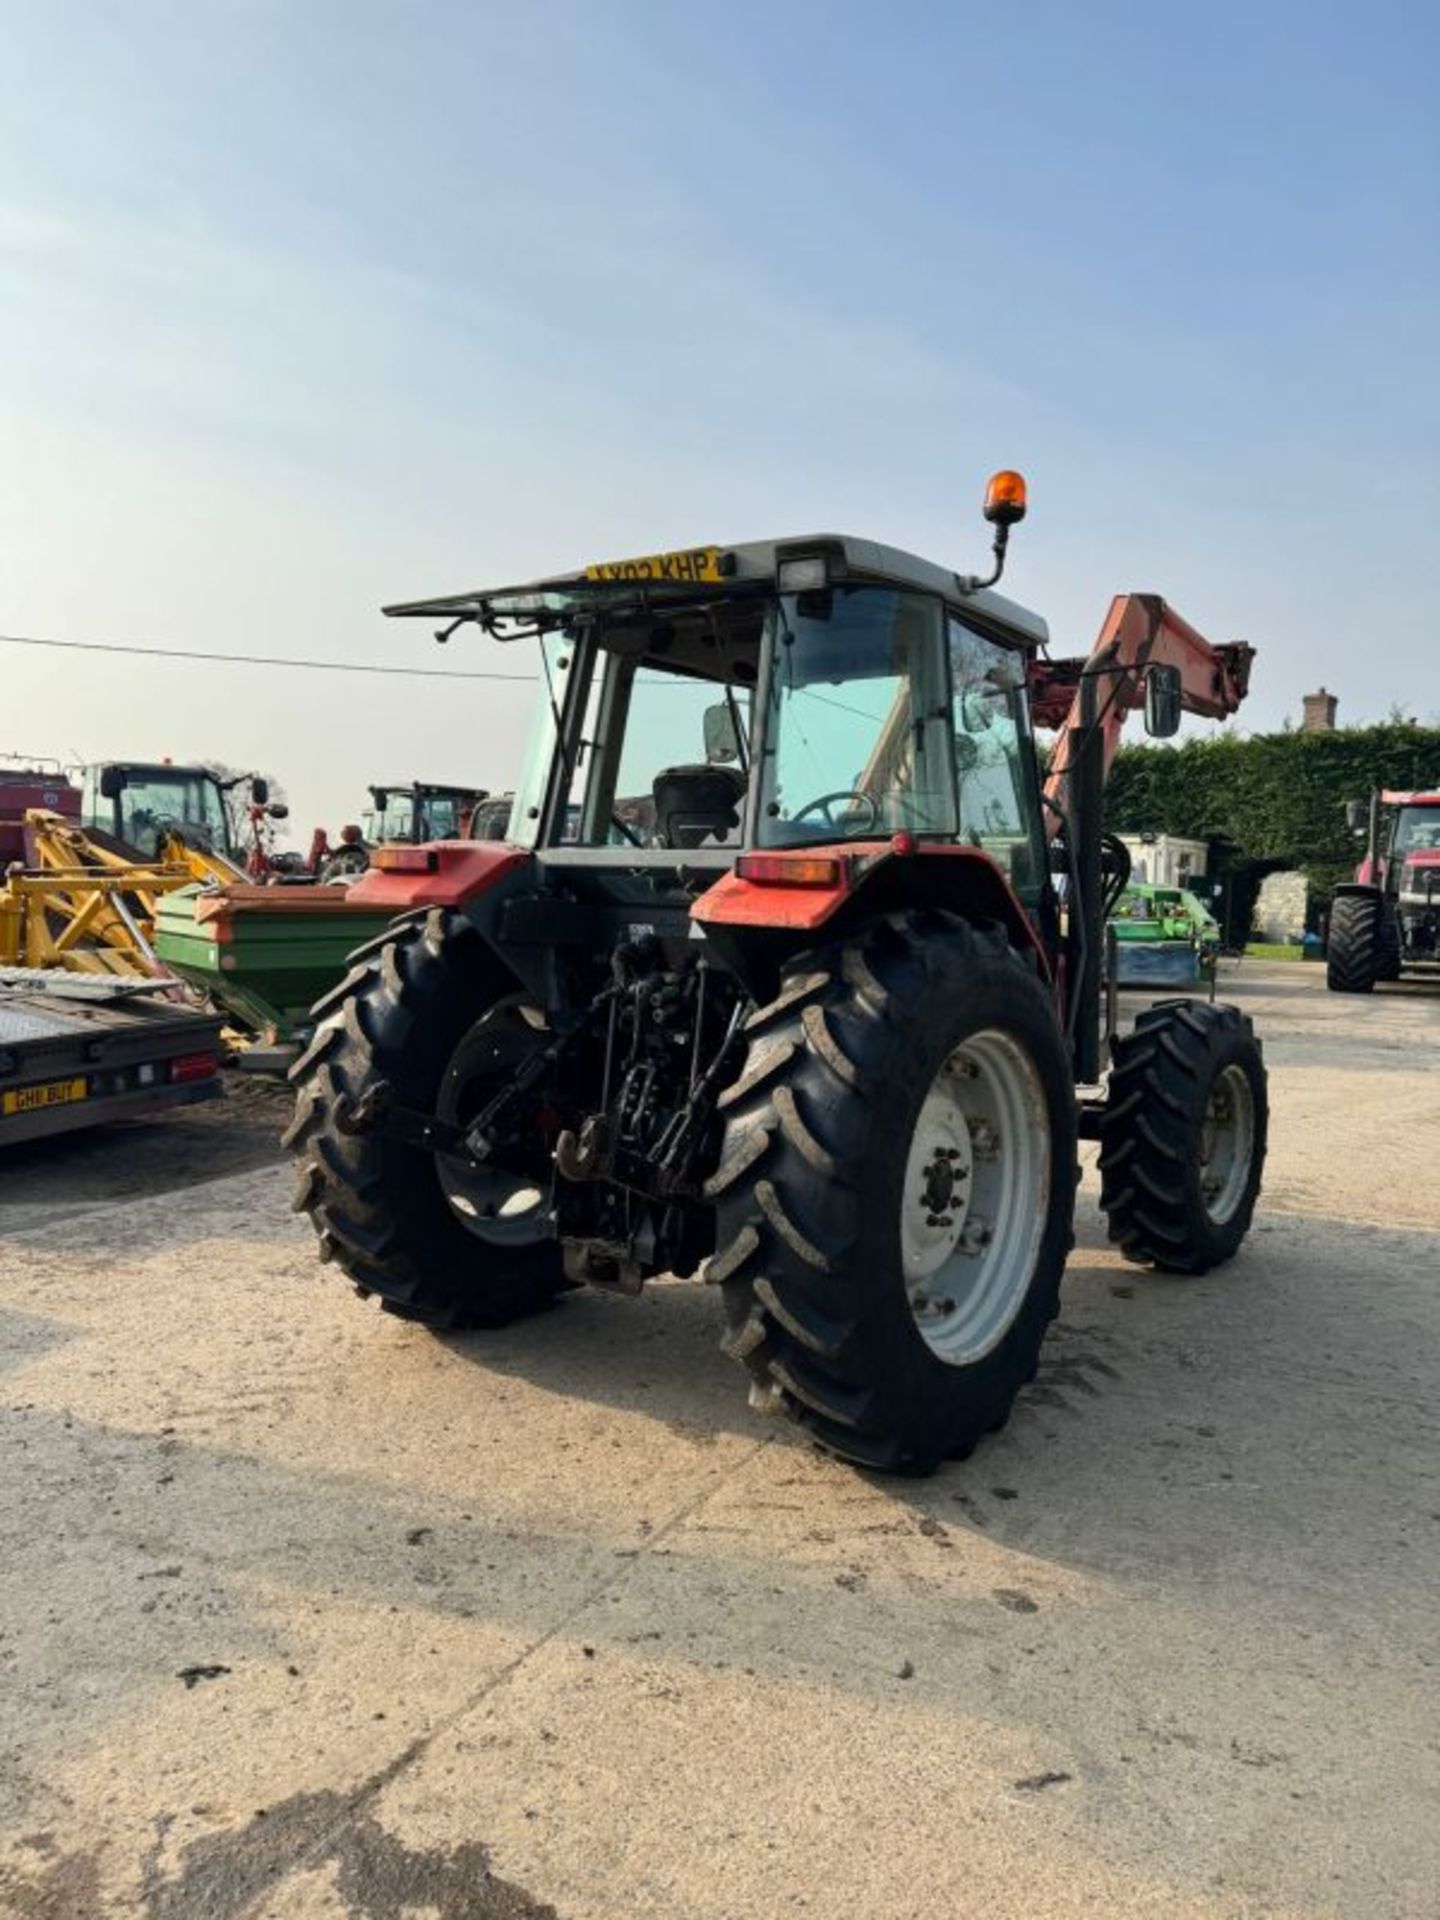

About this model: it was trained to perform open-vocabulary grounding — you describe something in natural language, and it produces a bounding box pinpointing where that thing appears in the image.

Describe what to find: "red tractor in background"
[1327,789,1440,992]
[286,475,1268,1474]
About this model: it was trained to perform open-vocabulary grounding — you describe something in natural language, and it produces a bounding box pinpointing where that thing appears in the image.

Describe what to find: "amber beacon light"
[958,469,1029,592]
[983,469,1028,526]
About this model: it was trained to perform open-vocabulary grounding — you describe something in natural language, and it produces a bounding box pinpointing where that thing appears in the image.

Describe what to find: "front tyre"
[284,908,567,1327]
[709,914,1076,1474]
[1098,999,1267,1273]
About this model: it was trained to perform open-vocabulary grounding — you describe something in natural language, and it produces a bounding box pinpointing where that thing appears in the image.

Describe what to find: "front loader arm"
[1034,594,1254,834]
[156,828,250,887]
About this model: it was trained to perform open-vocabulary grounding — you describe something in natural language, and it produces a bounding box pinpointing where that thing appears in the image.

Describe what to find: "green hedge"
[1103,725,1440,901]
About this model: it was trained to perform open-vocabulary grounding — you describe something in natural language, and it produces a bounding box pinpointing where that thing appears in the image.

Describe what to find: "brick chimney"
[1302,687,1337,732]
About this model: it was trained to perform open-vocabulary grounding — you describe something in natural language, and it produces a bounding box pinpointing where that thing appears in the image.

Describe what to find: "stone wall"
[1253,869,1309,944]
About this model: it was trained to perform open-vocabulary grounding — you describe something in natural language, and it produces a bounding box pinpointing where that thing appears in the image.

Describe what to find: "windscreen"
[1394,808,1440,856]
[758,589,952,844]
[119,773,229,855]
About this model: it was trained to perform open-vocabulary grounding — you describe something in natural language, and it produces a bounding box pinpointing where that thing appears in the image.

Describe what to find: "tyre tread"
[1327,893,1382,994]
[1098,998,1267,1275]
[713,915,1076,1472]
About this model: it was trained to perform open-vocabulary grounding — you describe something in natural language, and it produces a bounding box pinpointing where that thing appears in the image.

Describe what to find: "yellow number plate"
[584,546,723,585]
[3,1076,88,1117]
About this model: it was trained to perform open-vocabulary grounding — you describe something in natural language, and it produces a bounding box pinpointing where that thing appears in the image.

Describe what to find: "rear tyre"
[1326,892,1383,993]
[1098,999,1267,1274]
[284,908,567,1327]
[709,914,1076,1474]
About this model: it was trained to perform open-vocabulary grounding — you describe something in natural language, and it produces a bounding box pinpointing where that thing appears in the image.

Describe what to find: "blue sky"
[3,0,1437,838]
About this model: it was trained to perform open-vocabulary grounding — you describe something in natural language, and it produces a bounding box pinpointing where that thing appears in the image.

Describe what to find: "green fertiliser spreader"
[153,884,394,1062]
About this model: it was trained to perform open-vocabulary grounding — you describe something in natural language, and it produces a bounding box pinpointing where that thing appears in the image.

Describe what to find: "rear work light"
[735,854,844,889]
[776,555,829,594]
[169,1052,218,1084]
[372,846,439,873]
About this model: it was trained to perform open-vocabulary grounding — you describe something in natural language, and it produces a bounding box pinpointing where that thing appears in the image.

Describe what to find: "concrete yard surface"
[0,964,1437,1918]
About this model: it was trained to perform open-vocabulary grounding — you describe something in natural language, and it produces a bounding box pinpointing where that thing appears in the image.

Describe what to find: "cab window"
[948,616,1044,893]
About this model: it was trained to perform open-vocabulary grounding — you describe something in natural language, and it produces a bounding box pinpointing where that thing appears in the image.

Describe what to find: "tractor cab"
[386,522,1053,920]
[82,762,239,860]
[1388,797,1440,863]
[1387,797,1440,918]
[362,783,488,846]
[82,762,286,870]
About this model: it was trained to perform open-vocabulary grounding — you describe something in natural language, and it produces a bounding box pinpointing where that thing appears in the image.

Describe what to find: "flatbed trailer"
[0,971,224,1148]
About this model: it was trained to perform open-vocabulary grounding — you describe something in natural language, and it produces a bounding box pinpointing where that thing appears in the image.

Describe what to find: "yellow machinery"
[154,826,249,887]
[0,811,201,977]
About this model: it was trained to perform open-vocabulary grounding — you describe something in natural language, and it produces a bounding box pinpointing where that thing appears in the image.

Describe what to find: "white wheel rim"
[899,1029,1051,1366]
[1199,1062,1255,1226]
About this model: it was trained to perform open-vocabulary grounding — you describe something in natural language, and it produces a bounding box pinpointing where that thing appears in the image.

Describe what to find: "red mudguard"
[343,842,529,912]
[692,839,1049,972]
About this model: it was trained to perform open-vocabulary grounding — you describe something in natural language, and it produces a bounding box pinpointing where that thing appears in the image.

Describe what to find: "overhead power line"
[0,631,537,682]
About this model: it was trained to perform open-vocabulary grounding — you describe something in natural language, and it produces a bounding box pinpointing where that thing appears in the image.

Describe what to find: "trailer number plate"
[3,1076,88,1116]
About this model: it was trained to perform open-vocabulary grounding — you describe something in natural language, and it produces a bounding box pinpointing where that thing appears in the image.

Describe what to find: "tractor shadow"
[424,1181,1417,1603]
[434,1278,755,1449]
[432,1222,1137,1469]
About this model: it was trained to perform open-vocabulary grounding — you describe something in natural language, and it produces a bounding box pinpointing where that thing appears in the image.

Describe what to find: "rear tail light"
[170,1052,218,1084]
[735,854,844,889]
[373,846,439,873]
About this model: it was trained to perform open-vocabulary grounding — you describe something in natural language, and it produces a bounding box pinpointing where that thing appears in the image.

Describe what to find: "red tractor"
[1327,789,1440,992]
[286,476,1268,1472]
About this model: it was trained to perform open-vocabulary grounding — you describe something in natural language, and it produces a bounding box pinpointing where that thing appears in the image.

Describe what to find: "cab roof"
[368,783,488,800]
[384,532,1049,651]
[98,762,216,780]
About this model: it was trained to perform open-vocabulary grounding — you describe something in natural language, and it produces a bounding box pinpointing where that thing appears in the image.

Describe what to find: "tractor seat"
[651,765,745,849]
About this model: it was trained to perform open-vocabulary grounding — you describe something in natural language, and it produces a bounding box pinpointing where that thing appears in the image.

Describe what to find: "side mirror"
[371,788,388,811]
[703,702,741,764]
[98,765,125,801]
[1144,663,1182,738]
[1344,799,1366,832]
[250,776,270,805]
[267,802,289,820]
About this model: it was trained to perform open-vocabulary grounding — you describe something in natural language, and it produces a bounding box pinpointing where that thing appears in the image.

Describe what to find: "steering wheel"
[791,790,881,834]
